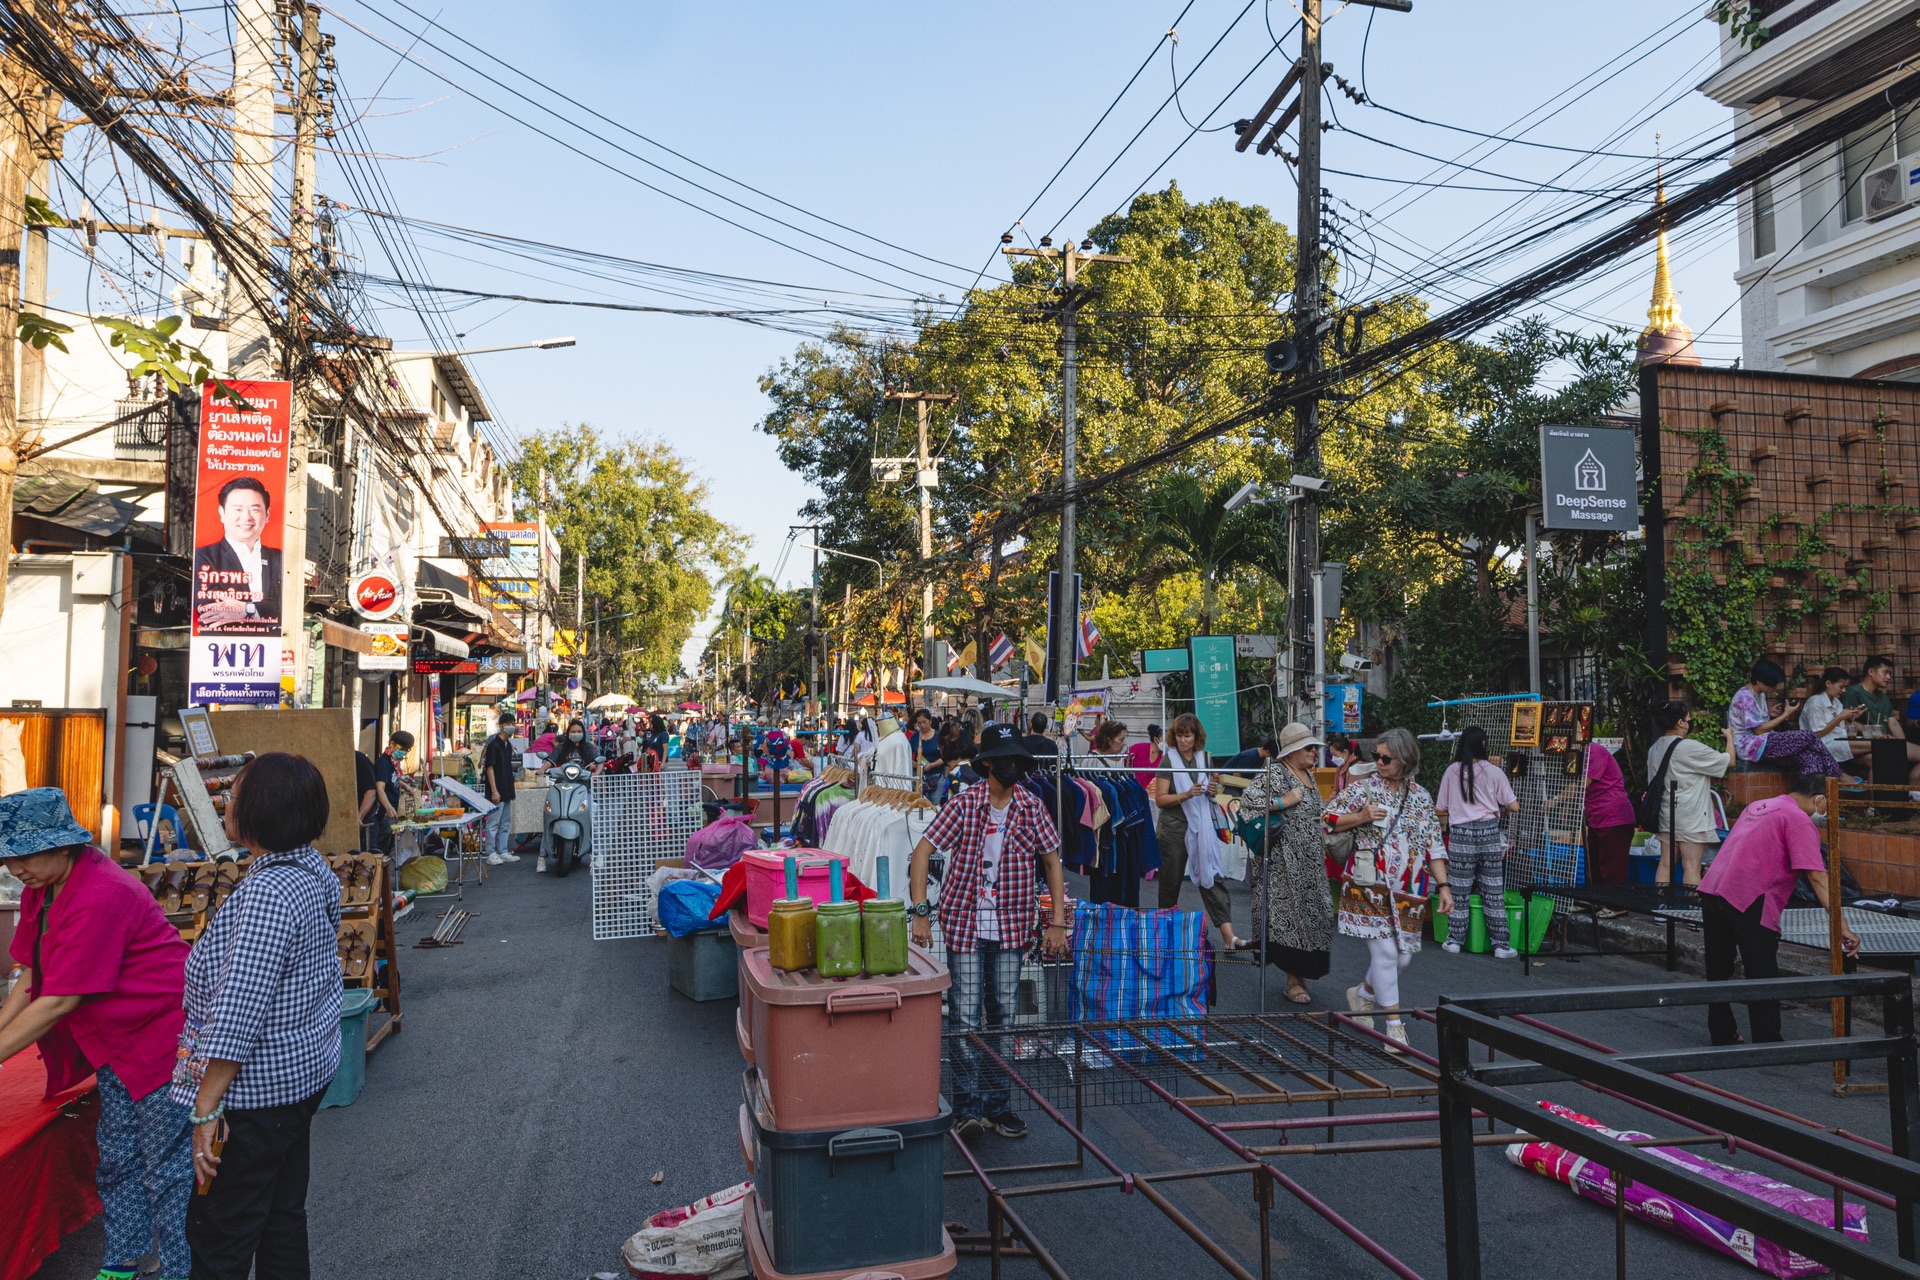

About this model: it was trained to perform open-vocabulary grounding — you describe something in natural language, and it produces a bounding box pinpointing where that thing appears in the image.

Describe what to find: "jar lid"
[862,897,905,912]
[768,896,816,910]
[816,899,861,916]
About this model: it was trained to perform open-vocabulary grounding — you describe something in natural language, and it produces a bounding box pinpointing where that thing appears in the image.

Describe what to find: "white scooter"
[543,760,593,877]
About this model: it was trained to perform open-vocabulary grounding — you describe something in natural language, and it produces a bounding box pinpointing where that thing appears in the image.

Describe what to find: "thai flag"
[1077,614,1101,660]
[989,632,1014,668]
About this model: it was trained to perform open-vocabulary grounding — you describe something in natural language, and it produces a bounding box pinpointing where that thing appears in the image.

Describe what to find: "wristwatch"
[909,900,933,918]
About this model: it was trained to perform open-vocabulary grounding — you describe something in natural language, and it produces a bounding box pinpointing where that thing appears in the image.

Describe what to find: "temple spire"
[1638,137,1700,366]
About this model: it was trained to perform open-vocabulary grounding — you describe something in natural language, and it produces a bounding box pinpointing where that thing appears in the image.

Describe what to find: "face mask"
[569,731,584,741]
[989,758,1023,786]
[391,749,408,760]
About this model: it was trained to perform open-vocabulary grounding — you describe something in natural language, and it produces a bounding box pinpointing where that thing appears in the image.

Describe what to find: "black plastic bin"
[744,1069,951,1274]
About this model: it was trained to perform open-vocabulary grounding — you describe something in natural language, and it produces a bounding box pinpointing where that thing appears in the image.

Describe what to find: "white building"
[1705,0,1920,378]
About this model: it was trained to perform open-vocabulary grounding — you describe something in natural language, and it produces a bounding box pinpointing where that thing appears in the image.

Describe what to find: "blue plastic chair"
[132,803,184,860]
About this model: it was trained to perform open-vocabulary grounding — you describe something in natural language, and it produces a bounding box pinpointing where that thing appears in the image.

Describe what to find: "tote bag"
[1068,902,1210,1061]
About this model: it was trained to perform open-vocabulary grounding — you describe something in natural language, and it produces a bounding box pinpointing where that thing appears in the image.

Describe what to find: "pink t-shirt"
[1125,741,1163,789]
[1583,743,1637,829]
[1434,760,1515,826]
[1698,797,1827,932]
[9,847,189,1101]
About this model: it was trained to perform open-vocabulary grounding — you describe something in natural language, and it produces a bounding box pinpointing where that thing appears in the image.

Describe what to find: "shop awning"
[13,467,145,538]
[319,618,376,655]
[415,588,491,626]
[413,625,471,658]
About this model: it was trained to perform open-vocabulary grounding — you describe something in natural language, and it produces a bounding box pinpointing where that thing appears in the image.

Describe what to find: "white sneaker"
[486,853,508,866]
[1345,984,1377,1030]
[1441,940,1462,954]
[1493,945,1520,960]
[536,855,548,873]
[499,851,521,863]
[1384,1021,1410,1054]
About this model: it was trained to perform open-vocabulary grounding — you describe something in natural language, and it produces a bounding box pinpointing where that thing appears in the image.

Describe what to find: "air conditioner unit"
[1863,160,1912,220]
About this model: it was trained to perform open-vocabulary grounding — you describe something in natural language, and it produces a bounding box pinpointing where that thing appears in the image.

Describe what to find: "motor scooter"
[543,760,593,877]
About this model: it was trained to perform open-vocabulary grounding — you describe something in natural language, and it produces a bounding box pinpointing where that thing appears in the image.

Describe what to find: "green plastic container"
[814,900,863,978]
[669,927,739,1001]
[862,900,908,976]
[321,987,380,1109]
[1430,891,1554,954]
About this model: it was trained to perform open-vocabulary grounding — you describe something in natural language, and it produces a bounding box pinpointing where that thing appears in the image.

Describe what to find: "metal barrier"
[1435,973,1920,1280]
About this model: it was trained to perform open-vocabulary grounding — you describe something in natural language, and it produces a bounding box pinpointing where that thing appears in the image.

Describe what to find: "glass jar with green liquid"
[861,854,909,976]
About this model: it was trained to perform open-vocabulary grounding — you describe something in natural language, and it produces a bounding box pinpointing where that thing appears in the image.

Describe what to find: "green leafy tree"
[511,424,742,685]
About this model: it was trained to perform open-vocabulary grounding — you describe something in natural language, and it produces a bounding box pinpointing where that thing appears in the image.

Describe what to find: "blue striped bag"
[1068,902,1210,1062]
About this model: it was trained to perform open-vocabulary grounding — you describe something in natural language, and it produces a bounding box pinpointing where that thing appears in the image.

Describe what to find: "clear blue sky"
[325,0,1735,603]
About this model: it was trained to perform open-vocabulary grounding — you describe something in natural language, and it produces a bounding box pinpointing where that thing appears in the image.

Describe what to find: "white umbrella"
[913,676,1020,701]
[588,693,636,710]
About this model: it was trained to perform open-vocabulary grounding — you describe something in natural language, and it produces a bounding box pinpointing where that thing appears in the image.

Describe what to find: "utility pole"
[280,0,321,704]
[1001,238,1130,707]
[877,391,956,686]
[1233,0,1408,733]
[790,523,823,723]
[575,549,585,689]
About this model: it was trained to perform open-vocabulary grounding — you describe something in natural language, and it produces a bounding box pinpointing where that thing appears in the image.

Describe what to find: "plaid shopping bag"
[1068,902,1210,1062]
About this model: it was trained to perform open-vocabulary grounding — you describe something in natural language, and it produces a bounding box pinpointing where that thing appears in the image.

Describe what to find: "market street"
[33,862,1903,1280]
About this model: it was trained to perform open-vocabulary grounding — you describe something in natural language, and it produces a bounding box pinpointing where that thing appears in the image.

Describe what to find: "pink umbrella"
[516,688,537,701]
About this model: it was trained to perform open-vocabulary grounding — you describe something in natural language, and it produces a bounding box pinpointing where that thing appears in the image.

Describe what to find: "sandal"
[1227,937,1258,952]
[182,866,210,914]
[162,868,185,915]
[346,936,372,980]
[1283,981,1313,1005]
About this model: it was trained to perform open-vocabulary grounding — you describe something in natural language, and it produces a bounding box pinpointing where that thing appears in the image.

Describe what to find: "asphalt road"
[33,862,1909,1280]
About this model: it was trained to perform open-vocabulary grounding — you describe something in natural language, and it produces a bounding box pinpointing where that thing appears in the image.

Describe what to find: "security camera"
[1224,481,1265,513]
[1288,474,1332,494]
[1339,653,1372,672]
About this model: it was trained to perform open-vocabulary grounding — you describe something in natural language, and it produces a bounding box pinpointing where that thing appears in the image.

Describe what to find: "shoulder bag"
[1335,789,1431,932]
[1635,738,1678,833]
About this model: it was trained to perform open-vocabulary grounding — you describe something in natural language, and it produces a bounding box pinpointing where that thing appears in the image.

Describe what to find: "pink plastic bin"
[741,849,849,928]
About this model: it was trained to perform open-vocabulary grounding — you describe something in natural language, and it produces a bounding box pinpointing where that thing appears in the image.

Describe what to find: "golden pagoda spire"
[1638,136,1700,366]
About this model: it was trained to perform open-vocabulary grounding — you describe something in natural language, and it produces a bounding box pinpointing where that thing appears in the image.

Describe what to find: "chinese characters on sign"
[188,380,292,704]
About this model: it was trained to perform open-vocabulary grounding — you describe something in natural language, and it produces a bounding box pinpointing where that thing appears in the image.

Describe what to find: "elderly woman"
[173,753,342,1280]
[1154,713,1249,950]
[1240,722,1335,1004]
[0,788,191,1280]
[1326,727,1453,1051]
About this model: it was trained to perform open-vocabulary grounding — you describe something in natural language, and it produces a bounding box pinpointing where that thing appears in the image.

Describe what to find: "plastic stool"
[132,803,184,859]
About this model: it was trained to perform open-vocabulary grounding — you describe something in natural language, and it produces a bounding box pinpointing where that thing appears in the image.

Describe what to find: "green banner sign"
[1188,635,1240,757]
[1141,647,1190,673]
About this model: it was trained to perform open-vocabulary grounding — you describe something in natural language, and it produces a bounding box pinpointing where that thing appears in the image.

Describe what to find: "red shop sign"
[352,571,403,621]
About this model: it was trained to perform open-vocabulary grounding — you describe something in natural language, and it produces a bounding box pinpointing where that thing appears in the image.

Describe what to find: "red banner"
[188,379,292,704]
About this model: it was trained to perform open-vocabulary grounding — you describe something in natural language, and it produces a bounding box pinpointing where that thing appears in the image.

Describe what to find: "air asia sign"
[1539,424,1638,532]
[188,379,291,705]
[352,571,403,621]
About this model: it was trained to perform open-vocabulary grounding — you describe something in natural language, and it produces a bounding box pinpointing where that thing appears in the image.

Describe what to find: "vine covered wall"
[1644,366,1920,721]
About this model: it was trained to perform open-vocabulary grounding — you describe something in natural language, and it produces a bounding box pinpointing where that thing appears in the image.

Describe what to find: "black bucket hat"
[974,722,1034,763]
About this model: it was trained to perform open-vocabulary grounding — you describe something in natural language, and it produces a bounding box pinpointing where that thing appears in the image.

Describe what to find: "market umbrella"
[853,690,908,707]
[913,676,1020,701]
[678,701,704,710]
[516,688,537,702]
[588,693,636,710]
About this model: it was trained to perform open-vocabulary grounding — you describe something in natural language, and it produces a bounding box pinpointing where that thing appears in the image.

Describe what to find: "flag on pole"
[1023,634,1046,679]
[989,632,1014,668]
[952,640,976,673]
[1077,614,1102,660]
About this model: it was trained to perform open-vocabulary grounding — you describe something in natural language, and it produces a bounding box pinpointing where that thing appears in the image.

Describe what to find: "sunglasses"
[1373,752,1394,763]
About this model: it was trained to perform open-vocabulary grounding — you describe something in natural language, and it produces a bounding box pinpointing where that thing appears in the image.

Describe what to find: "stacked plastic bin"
[735,939,955,1279]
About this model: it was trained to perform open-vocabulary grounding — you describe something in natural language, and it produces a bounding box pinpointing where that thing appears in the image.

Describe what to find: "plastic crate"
[321,987,380,1109]
[669,928,739,1002]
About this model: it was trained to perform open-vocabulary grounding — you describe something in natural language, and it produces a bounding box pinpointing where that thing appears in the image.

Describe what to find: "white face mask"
[569,731,584,741]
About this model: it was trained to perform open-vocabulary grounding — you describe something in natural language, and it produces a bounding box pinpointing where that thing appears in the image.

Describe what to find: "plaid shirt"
[923,783,1058,953]
[170,845,343,1110]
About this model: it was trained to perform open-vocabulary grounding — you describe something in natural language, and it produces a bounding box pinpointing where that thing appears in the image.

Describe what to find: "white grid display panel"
[1455,698,1594,891]
[591,769,702,940]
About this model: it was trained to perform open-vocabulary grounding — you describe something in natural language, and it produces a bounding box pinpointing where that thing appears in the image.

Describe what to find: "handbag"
[1635,738,1679,833]
[1335,791,1431,930]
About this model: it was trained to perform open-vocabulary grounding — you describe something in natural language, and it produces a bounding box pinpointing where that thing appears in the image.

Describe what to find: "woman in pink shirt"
[1583,742,1638,885]
[0,787,191,1280]
[1433,726,1520,958]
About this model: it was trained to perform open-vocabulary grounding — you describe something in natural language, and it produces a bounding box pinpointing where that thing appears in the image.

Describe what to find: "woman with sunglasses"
[1325,727,1452,1051]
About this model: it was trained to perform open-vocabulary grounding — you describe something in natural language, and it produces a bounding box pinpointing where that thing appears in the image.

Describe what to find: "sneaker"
[1493,944,1520,960]
[536,855,548,873]
[985,1110,1028,1139]
[1383,1021,1410,1054]
[953,1115,986,1139]
[1441,940,1462,954]
[1345,984,1377,1030]
[486,853,509,866]
[499,851,522,863]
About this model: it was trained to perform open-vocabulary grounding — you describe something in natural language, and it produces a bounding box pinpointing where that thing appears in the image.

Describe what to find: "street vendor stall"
[0,1048,101,1280]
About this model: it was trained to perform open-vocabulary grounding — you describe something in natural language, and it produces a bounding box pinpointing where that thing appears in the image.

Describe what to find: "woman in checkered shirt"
[171,753,343,1280]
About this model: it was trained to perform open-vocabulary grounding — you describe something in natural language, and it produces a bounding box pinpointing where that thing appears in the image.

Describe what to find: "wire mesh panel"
[1450,696,1595,891]
[591,768,702,940]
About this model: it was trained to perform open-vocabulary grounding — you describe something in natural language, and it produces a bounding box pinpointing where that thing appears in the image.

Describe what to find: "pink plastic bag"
[1506,1101,1867,1278]
[686,813,757,872]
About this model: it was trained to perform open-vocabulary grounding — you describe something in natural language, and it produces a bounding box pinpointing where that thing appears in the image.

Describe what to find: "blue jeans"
[95,1064,193,1278]
[946,942,1024,1119]
[487,799,513,855]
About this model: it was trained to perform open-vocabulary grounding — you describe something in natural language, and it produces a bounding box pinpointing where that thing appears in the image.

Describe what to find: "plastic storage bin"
[741,849,850,928]
[740,1188,955,1280]
[744,1070,952,1275]
[1430,891,1554,953]
[730,907,767,1027]
[669,928,738,1002]
[740,943,948,1130]
[321,987,380,1109]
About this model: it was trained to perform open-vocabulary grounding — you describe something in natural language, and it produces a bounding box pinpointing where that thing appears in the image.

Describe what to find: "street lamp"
[796,543,884,590]
[389,337,577,361]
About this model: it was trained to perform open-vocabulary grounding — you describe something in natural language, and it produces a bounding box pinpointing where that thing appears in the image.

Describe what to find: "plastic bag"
[686,813,757,872]
[397,855,447,894]
[621,1181,751,1279]
[657,879,725,938]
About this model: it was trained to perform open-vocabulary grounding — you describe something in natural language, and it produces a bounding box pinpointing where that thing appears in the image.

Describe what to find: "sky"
[301,1,1741,667]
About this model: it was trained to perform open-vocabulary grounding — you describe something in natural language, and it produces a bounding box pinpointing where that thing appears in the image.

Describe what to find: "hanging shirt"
[975,802,1010,943]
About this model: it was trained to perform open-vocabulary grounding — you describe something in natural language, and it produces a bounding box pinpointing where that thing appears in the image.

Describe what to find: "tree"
[511,424,742,685]
[1135,472,1276,633]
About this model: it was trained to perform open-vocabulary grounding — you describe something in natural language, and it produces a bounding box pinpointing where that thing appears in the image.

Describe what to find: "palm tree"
[719,567,775,708]
[1138,474,1276,634]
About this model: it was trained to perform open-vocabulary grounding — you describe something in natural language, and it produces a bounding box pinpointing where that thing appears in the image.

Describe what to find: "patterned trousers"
[96,1064,193,1278]
[945,942,1025,1118]
[1445,819,1508,946]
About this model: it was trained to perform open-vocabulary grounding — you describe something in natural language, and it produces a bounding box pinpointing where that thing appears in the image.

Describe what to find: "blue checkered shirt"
[170,845,343,1110]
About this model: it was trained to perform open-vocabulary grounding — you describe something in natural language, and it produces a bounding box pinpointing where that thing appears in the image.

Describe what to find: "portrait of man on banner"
[192,474,283,632]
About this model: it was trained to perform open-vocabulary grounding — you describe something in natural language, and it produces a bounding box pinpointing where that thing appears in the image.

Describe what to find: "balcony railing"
[112,397,170,460]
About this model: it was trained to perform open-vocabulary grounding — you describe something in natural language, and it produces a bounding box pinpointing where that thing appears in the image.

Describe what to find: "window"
[1752,172,1776,257]
[1843,106,1920,223]
[431,383,447,421]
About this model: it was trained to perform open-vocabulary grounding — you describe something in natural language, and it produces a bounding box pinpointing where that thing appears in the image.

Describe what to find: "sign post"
[188,380,292,705]
[1188,635,1240,758]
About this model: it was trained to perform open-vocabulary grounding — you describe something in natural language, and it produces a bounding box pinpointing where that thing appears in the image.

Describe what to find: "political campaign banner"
[189,379,292,704]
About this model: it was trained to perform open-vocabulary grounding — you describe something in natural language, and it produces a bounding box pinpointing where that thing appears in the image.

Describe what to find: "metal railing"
[112,397,170,460]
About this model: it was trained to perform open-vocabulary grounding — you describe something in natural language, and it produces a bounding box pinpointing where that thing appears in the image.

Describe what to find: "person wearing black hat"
[909,723,1069,1139]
